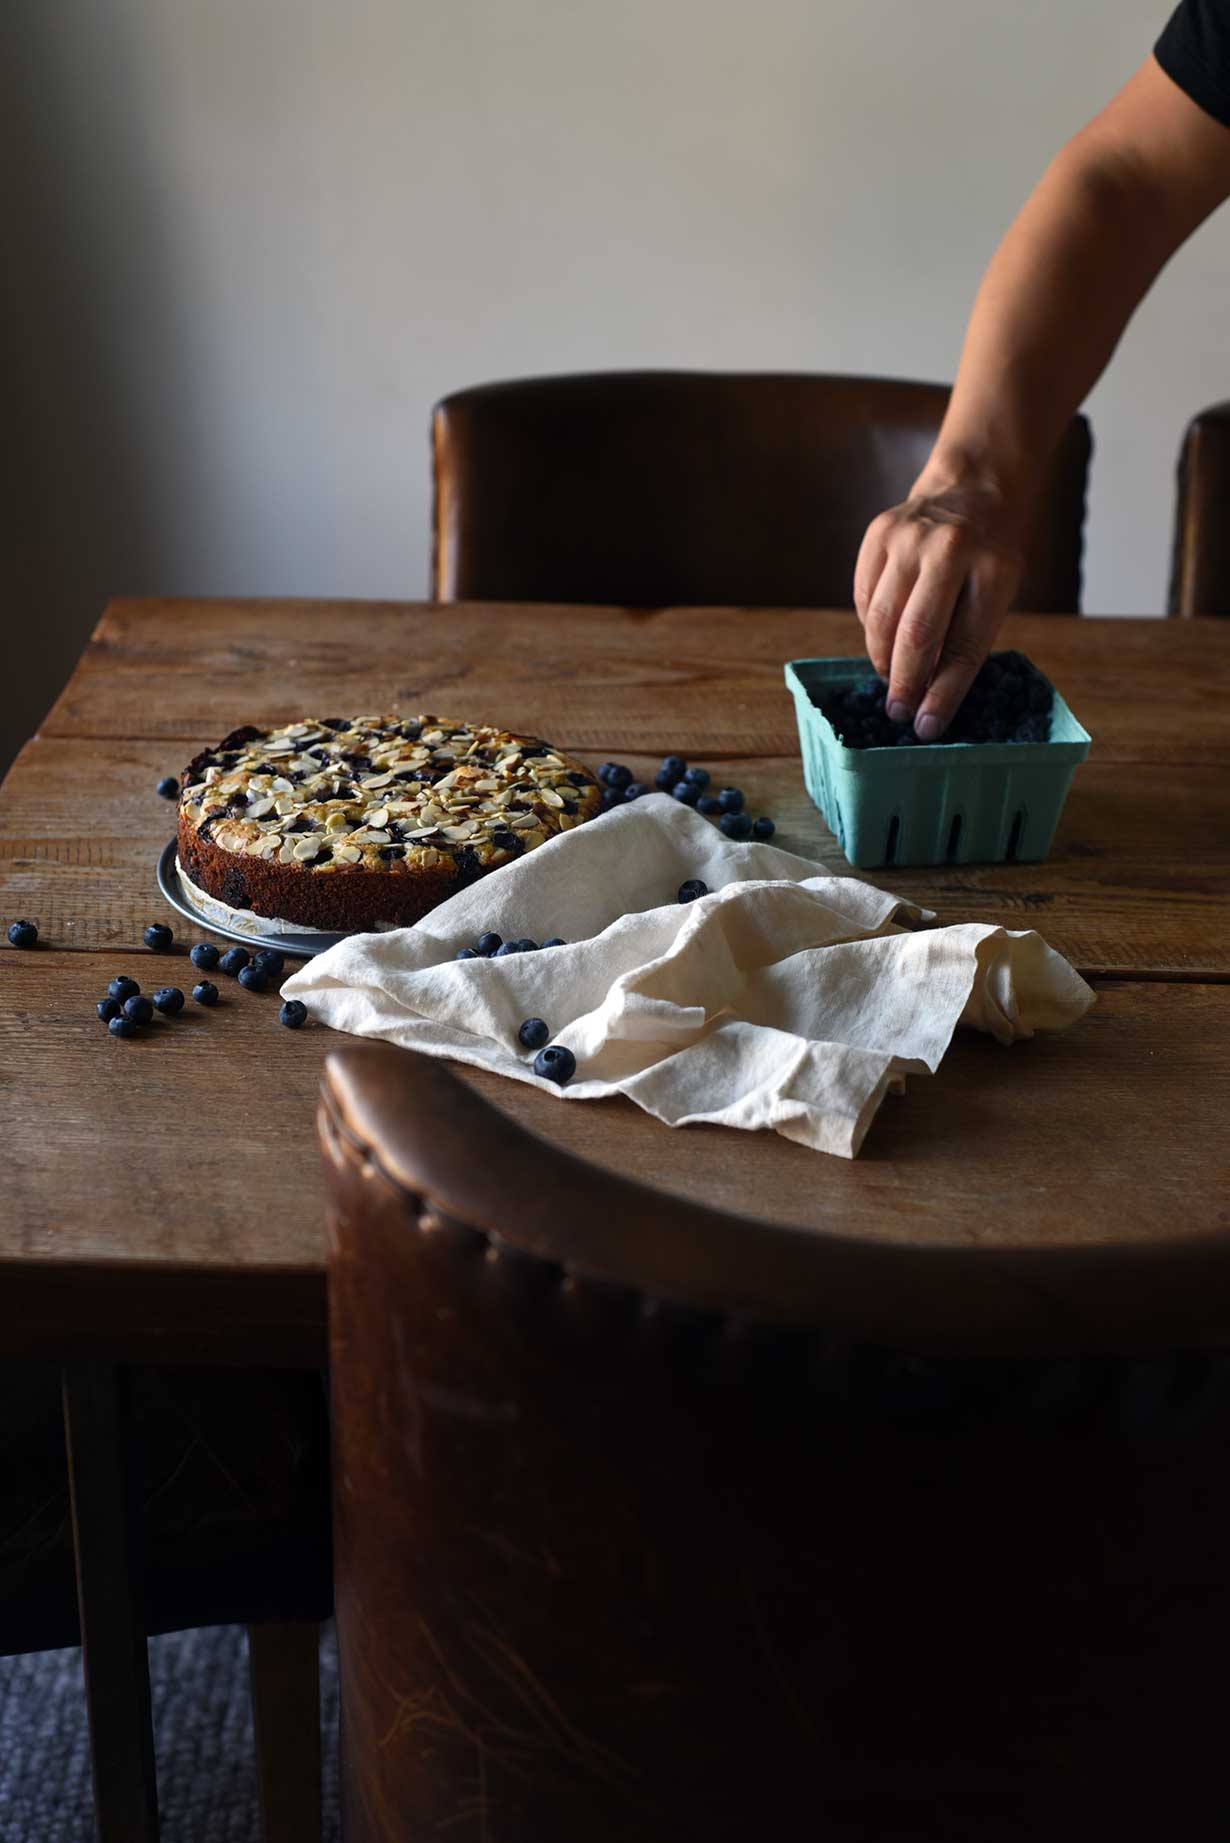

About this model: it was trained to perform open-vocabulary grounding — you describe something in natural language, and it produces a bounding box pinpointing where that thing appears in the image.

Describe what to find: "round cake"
[175,714,602,934]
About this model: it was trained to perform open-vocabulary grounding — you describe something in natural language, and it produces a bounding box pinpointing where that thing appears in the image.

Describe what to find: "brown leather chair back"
[1168,401,1230,617]
[431,371,1092,611]
[320,1043,1230,1843]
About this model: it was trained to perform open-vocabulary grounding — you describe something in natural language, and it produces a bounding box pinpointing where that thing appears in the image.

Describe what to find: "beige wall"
[5,0,1225,773]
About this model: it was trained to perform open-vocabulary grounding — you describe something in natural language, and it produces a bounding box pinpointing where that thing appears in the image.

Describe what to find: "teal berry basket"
[784,654,1091,869]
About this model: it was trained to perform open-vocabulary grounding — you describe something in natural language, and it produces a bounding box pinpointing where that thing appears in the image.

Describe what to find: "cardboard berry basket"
[784,654,1091,869]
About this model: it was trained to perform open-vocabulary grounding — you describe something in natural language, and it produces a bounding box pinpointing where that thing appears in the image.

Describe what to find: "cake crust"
[175,714,602,932]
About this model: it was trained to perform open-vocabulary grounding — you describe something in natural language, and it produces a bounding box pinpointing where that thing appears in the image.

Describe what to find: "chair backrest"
[319,1043,1230,1842]
[431,371,1092,612]
[1168,400,1230,617]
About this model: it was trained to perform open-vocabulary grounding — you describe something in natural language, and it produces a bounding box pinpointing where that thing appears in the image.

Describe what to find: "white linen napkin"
[282,793,1094,1157]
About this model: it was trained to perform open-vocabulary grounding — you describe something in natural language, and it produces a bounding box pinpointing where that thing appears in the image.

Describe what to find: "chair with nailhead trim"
[1168,400,1230,616]
[430,371,1092,613]
[320,1042,1230,1843]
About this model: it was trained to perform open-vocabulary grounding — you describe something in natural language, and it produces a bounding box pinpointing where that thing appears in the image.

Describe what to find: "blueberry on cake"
[175,715,602,935]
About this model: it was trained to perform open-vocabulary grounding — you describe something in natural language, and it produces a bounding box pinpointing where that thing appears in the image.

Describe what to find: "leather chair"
[320,1043,1230,1843]
[431,371,1092,612]
[0,1363,331,1841]
[1168,400,1230,617]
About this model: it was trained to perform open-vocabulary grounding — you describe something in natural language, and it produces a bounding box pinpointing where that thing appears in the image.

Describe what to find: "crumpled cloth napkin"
[282,793,1094,1157]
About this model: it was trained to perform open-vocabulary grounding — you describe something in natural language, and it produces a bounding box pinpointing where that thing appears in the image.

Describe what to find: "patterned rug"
[0,1622,340,1842]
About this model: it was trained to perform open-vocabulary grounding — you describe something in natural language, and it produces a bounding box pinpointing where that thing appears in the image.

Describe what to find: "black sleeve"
[1155,0,1230,126]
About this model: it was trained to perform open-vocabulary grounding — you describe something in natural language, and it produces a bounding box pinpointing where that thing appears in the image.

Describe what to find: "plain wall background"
[5,0,1227,773]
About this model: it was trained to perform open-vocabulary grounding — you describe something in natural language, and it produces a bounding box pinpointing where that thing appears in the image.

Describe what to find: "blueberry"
[477,932,503,956]
[189,942,220,970]
[253,948,285,977]
[533,1045,576,1085]
[518,1017,551,1050]
[456,947,479,960]
[515,939,539,953]
[601,763,633,791]
[97,996,122,1023]
[716,787,744,814]
[683,767,710,790]
[156,776,179,800]
[108,976,140,1002]
[494,941,520,957]
[192,981,219,1007]
[123,994,153,1025]
[7,919,38,948]
[672,781,700,805]
[750,816,776,840]
[623,782,648,801]
[217,947,250,976]
[719,812,753,841]
[601,787,624,810]
[152,986,185,1015]
[278,1000,308,1029]
[660,755,686,779]
[108,1015,137,1039]
[143,922,174,951]
[677,879,708,902]
[541,936,566,948]
[238,964,268,992]
[696,794,722,815]
[654,766,679,790]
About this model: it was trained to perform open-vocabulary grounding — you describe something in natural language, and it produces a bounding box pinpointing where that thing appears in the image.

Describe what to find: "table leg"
[248,1620,323,1843]
[62,1364,160,1843]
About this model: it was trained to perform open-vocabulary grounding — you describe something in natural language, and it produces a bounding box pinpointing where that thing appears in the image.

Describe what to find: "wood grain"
[2,736,1226,977]
[35,599,1230,765]
[3,952,1228,1357]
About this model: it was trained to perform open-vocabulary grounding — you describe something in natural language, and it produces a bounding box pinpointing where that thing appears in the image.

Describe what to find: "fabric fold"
[283,793,1094,1157]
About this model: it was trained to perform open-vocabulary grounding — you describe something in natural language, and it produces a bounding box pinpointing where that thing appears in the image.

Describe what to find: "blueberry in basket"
[819,651,1054,749]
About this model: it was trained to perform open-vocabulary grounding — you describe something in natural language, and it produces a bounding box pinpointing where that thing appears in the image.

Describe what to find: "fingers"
[861,557,918,680]
[883,534,969,723]
[913,558,1016,739]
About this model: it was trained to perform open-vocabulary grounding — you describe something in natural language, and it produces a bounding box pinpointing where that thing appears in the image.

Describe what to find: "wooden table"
[3,599,1230,1368]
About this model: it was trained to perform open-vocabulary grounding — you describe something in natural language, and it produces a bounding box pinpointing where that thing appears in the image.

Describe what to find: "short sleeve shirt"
[1155,0,1230,124]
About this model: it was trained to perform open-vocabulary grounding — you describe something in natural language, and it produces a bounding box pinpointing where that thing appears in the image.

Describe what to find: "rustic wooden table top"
[3,599,1228,1363]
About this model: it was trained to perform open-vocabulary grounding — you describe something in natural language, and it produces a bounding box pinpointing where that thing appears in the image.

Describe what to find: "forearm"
[919,131,1196,505]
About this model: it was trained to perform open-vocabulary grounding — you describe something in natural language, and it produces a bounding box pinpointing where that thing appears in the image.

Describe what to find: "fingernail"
[886,699,913,725]
[915,712,942,741]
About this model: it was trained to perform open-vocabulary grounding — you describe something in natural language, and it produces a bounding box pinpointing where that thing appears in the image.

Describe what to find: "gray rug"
[0,1623,340,1842]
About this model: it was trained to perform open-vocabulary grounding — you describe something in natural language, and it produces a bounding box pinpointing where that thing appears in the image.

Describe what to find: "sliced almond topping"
[184,802,202,823]
[440,822,477,841]
[510,813,539,829]
[539,787,565,809]
[293,837,321,860]
[349,829,391,847]
[247,796,276,818]
[557,814,575,830]
[205,766,221,784]
[271,776,294,793]
[364,806,390,828]
[279,842,298,864]
[470,777,499,793]
[334,844,363,864]
[401,825,441,840]
[325,813,352,835]
[275,797,298,817]
[360,772,394,789]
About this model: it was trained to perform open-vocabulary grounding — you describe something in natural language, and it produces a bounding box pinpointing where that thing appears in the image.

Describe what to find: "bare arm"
[854,54,1230,739]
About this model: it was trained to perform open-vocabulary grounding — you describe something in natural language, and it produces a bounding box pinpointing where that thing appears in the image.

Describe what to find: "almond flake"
[510,814,539,829]
[293,837,321,860]
[184,802,202,823]
[557,814,575,830]
[364,806,390,828]
[271,776,294,793]
[247,797,276,818]
[350,829,391,847]
[361,772,394,789]
[539,787,565,809]
[401,825,441,840]
[440,822,477,841]
[275,797,298,817]
[334,844,363,864]
[279,842,298,864]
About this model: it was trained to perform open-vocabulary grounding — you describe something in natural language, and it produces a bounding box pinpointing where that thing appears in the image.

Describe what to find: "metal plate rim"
[155,839,346,959]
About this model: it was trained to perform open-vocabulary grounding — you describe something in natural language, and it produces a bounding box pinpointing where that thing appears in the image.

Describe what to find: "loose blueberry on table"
[7,920,38,948]
[456,947,479,960]
[97,997,122,1023]
[217,947,250,977]
[717,787,743,814]
[253,948,285,978]
[108,976,140,1003]
[677,879,708,902]
[518,1017,551,1050]
[237,964,268,992]
[532,1045,576,1085]
[719,812,753,841]
[123,994,154,1025]
[190,942,220,970]
[192,981,219,1007]
[143,922,174,951]
[477,932,503,956]
[278,1000,308,1029]
[750,816,775,840]
[152,986,185,1015]
[541,936,566,948]
[156,776,180,799]
[108,1016,137,1039]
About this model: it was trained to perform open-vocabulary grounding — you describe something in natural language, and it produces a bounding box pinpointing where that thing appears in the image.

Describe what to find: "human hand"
[852,478,1026,739]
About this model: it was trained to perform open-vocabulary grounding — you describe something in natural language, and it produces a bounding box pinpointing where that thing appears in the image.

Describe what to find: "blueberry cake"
[175,715,602,934]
